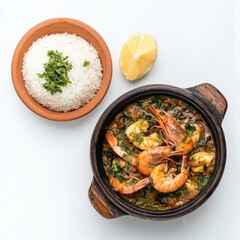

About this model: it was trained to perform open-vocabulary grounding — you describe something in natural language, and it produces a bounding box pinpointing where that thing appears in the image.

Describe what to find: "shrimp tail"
[122,177,151,194]
[110,176,150,194]
[105,132,127,158]
[105,132,138,166]
[105,132,125,157]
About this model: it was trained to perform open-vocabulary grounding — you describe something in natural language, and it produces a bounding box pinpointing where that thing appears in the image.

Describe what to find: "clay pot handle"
[88,178,126,219]
[188,83,227,122]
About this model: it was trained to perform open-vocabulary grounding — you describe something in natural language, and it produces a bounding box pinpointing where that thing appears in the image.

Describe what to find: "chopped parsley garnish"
[111,158,120,173]
[157,185,189,204]
[144,184,152,198]
[83,60,90,67]
[132,132,144,144]
[111,158,125,183]
[126,179,139,186]
[185,122,196,134]
[38,50,72,95]
[181,122,196,142]
[196,173,212,190]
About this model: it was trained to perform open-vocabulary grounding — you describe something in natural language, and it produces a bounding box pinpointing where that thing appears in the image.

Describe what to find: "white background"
[0,0,239,239]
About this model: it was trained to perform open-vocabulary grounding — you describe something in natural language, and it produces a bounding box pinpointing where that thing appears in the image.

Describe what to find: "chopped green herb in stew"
[102,95,216,211]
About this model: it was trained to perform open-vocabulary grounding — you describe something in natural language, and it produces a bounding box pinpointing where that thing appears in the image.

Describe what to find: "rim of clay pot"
[11,18,112,121]
[90,84,226,220]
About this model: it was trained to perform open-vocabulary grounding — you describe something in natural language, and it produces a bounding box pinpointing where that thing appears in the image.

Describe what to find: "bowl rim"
[11,17,112,121]
[90,84,226,220]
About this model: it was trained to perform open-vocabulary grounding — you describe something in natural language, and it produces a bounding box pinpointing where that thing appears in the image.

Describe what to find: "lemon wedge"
[119,33,158,80]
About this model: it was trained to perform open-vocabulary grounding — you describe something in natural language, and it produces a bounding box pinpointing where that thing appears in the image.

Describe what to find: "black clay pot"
[88,83,227,220]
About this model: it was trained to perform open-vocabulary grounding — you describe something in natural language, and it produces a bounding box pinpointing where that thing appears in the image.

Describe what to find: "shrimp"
[190,152,215,172]
[105,132,138,166]
[106,132,180,176]
[137,146,181,176]
[147,106,194,154]
[125,119,162,150]
[109,175,150,194]
[150,155,189,193]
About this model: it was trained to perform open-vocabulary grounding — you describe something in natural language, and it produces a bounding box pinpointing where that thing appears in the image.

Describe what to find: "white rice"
[22,33,103,112]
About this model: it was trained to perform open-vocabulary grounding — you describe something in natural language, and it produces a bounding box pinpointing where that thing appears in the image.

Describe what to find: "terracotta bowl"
[89,83,227,220]
[11,18,112,121]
